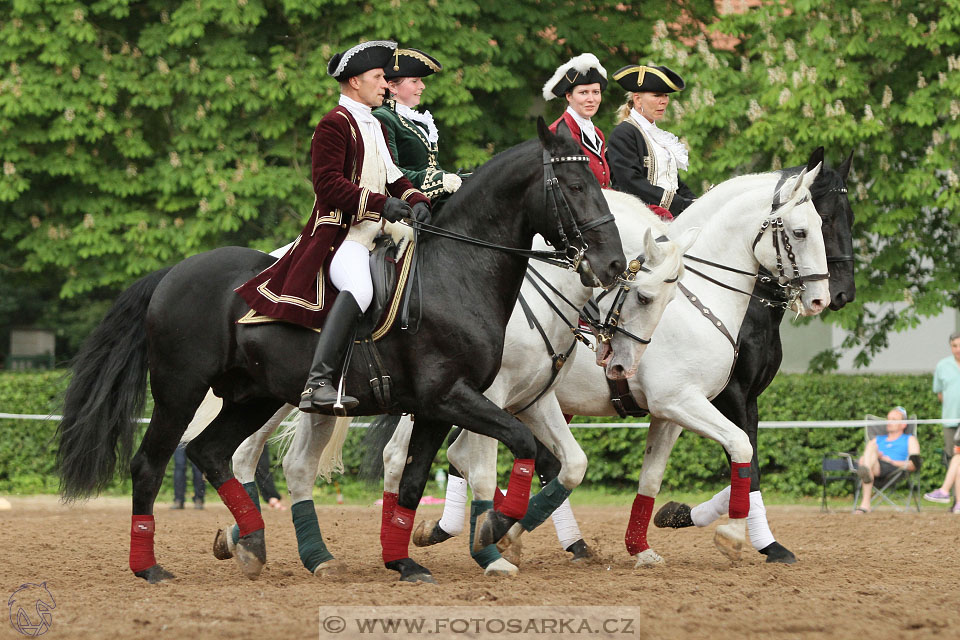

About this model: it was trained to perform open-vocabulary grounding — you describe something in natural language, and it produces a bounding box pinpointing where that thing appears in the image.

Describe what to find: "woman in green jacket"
[373,48,462,204]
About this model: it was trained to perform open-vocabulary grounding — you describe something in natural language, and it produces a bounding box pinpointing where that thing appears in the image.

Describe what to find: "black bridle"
[681,176,831,311]
[402,148,615,272]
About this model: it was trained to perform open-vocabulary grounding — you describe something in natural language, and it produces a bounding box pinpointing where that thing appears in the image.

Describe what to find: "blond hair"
[616,91,637,123]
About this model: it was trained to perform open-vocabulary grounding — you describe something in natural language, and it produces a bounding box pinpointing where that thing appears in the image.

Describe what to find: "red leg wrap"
[624,494,655,555]
[380,491,398,553]
[729,462,751,519]
[498,458,535,519]
[129,515,157,573]
[217,477,264,537]
[492,487,505,510]
[381,493,416,563]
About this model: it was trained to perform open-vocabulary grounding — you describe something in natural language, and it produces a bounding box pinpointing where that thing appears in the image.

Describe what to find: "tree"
[660,0,960,367]
[0,1,711,359]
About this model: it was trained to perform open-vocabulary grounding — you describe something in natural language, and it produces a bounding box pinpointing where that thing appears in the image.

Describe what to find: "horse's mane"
[670,172,788,233]
[434,131,585,223]
[602,190,684,281]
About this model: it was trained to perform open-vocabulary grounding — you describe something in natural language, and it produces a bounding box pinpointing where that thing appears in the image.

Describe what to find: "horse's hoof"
[633,549,664,568]
[312,558,345,577]
[483,557,519,577]
[234,529,267,580]
[714,522,745,562]
[134,564,175,583]
[760,541,797,564]
[474,509,514,552]
[654,502,694,528]
[212,528,235,560]
[495,523,523,566]
[386,558,437,584]
[566,539,598,563]
[412,520,453,547]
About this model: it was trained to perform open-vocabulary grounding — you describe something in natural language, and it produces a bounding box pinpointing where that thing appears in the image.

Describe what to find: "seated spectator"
[855,406,920,513]
[923,433,960,512]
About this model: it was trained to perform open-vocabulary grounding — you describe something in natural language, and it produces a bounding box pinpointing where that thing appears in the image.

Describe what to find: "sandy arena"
[1,497,955,639]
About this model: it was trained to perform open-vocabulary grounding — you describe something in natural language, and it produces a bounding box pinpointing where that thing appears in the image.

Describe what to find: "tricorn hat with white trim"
[327,40,397,81]
[542,53,608,100]
[384,48,443,80]
[612,64,685,94]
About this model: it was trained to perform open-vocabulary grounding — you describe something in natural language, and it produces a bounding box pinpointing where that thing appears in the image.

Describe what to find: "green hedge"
[0,371,949,497]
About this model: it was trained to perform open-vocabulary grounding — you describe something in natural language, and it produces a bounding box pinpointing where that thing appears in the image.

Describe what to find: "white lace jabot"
[396,103,439,144]
[629,108,689,171]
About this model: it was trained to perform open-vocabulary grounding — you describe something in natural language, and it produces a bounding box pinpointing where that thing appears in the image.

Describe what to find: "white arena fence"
[3,412,958,430]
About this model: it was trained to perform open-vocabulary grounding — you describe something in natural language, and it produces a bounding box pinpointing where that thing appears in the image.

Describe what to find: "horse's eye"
[793,229,807,239]
[637,293,651,305]
[570,183,584,193]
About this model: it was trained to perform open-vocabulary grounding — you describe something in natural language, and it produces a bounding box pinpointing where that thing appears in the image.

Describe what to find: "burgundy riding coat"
[549,111,611,189]
[235,106,429,328]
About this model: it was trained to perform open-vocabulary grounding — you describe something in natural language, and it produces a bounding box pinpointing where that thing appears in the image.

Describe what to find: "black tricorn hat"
[384,48,443,80]
[612,64,685,94]
[542,53,608,100]
[327,40,397,81]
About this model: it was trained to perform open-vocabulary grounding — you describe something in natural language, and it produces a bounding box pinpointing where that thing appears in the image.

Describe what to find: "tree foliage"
[0,0,714,359]
[662,0,960,367]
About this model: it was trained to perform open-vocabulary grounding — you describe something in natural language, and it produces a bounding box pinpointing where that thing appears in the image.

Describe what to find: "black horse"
[55,119,626,583]
[652,148,855,563]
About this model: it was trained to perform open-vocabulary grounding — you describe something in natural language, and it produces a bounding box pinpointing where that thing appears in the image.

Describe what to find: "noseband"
[588,236,679,346]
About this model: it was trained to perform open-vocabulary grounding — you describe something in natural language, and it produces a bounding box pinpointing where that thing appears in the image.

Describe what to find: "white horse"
[201,192,693,577]
[422,167,830,569]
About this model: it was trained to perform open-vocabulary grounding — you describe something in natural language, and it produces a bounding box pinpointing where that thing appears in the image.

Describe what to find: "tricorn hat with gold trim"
[384,48,443,80]
[328,40,397,81]
[612,64,685,94]
[542,53,608,100]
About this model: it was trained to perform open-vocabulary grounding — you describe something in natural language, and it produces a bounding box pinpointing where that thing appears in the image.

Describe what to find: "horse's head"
[599,224,699,380]
[754,165,830,316]
[805,147,856,310]
[535,117,626,288]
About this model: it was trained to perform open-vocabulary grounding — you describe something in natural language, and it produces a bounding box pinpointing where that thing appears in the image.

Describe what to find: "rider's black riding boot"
[299,291,363,414]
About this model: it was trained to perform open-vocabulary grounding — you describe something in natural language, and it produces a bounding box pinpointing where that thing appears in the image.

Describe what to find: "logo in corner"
[8,583,56,636]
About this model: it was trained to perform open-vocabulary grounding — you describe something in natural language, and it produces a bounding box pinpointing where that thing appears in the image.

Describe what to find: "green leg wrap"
[519,478,572,532]
[469,500,502,569]
[291,500,334,572]
[231,481,262,544]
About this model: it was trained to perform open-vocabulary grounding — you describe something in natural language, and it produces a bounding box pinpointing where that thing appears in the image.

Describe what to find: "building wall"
[779,307,960,374]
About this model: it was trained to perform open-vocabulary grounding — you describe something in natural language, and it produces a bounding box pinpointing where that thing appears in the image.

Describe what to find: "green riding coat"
[373,100,451,203]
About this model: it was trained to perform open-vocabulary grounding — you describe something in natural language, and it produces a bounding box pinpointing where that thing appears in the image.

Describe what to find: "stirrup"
[299,380,358,414]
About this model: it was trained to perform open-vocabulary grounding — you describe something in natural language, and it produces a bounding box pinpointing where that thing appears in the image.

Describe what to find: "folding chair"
[821,414,922,512]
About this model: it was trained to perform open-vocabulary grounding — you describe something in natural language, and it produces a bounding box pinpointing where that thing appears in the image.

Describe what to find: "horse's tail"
[315,416,352,482]
[358,414,403,483]
[56,267,173,501]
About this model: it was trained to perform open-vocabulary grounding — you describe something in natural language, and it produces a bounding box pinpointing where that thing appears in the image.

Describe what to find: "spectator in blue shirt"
[855,407,920,513]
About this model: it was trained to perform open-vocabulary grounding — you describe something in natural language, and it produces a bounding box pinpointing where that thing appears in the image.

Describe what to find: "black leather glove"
[381,197,412,223]
[412,201,431,225]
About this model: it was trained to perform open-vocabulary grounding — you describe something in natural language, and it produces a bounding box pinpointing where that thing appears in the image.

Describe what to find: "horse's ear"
[642,228,662,264]
[838,149,854,181]
[536,116,554,147]
[798,162,821,192]
[555,118,571,139]
[806,146,824,173]
[674,226,700,256]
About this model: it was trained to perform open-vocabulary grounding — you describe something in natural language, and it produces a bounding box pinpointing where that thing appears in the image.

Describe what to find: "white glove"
[442,172,462,193]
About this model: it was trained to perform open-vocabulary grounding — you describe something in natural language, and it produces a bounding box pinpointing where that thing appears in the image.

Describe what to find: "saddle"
[238,234,417,412]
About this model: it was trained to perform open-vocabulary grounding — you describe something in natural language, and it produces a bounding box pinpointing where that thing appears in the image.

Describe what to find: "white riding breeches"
[329,240,373,312]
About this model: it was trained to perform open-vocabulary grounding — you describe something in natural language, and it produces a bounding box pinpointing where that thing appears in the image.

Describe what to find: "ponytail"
[616,91,635,123]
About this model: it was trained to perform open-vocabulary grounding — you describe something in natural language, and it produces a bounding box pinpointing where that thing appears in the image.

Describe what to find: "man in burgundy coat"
[236,40,431,413]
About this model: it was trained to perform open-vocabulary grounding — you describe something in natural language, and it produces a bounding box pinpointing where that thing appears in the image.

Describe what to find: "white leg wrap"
[747,490,776,552]
[437,475,468,536]
[691,485,731,527]
[550,498,582,550]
